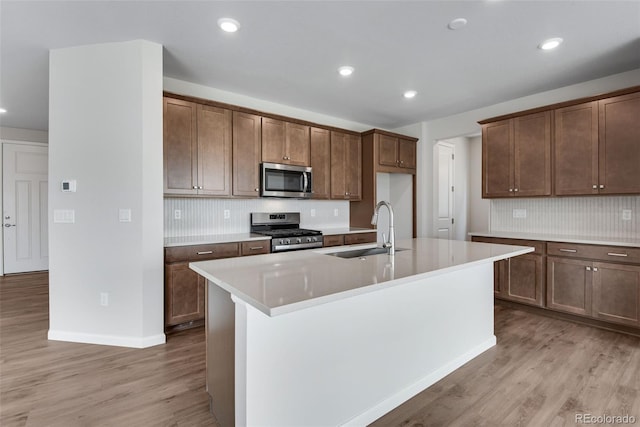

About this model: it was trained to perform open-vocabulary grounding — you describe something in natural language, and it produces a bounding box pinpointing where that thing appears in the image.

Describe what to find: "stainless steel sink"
[327,247,408,259]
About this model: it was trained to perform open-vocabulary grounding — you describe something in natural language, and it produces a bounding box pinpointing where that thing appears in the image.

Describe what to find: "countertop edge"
[468,231,640,248]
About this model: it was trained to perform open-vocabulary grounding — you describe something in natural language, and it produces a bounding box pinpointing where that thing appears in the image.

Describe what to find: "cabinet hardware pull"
[193,185,198,189]
[197,251,213,255]
[559,248,577,253]
[599,184,604,189]
[586,266,591,271]
[514,188,519,192]
[249,246,263,250]
[607,252,628,257]
[509,188,513,192]
[592,185,597,189]
[254,188,259,192]
[593,267,599,272]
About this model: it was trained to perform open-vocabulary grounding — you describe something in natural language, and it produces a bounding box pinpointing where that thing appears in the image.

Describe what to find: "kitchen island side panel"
[231,262,495,426]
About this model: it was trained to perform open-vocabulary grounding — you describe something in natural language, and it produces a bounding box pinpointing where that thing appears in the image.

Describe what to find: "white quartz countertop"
[469,231,640,248]
[320,227,375,235]
[164,233,270,247]
[190,237,533,317]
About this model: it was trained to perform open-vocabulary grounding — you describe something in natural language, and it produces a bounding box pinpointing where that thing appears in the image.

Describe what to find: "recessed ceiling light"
[0,108,7,114]
[338,66,354,77]
[218,18,240,33]
[539,37,563,50]
[403,90,417,99]
[447,18,467,30]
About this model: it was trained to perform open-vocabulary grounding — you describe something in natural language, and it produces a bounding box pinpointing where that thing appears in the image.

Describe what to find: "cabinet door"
[546,257,593,316]
[378,134,398,167]
[198,105,232,196]
[592,262,640,327]
[598,92,640,195]
[285,122,310,166]
[330,131,347,199]
[514,111,551,196]
[346,134,362,200]
[310,127,331,199]
[503,254,545,307]
[554,102,599,195]
[261,117,286,164]
[397,138,416,169]
[482,119,513,198]
[163,98,198,195]
[233,112,262,197]
[165,262,205,327]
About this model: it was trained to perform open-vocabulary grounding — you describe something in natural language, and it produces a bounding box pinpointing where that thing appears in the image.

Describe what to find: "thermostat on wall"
[61,180,77,192]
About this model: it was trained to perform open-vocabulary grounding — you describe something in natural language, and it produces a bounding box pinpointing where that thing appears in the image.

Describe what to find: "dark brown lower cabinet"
[592,262,640,327]
[546,257,593,316]
[165,263,206,327]
[497,254,545,307]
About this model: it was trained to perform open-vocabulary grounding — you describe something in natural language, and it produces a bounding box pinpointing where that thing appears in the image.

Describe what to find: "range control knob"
[306,237,313,243]
[284,239,290,245]
[296,238,302,244]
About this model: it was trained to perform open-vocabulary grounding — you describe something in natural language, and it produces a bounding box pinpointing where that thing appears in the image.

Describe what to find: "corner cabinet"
[163,97,232,196]
[330,131,362,200]
[232,111,262,197]
[481,111,551,198]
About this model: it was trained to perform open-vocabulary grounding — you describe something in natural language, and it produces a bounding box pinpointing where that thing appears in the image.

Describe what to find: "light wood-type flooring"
[1,273,639,426]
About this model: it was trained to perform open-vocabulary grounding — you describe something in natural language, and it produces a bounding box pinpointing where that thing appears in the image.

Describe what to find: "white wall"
[375,173,413,243]
[0,127,48,143]
[164,77,374,133]
[468,135,490,235]
[415,68,640,238]
[48,40,164,348]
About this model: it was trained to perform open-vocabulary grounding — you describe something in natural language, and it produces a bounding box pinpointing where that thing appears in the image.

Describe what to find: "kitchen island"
[190,237,533,426]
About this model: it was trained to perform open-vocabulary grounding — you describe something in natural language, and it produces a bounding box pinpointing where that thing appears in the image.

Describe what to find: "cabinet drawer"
[471,237,545,255]
[344,232,377,245]
[240,240,271,256]
[547,242,640,264]
[323,234,344,247]
[165,242,240,263]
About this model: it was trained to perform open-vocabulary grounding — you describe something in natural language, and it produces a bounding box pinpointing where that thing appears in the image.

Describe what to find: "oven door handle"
[303,172,308,192]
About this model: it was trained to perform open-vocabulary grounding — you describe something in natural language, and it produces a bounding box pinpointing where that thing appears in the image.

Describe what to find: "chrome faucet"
[371,200,395,255]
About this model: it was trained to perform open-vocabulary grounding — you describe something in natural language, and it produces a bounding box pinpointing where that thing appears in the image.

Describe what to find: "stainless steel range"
[250,212,323,252]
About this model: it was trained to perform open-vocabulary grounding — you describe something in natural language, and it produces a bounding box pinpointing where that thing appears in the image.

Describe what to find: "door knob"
[4,224,16,227]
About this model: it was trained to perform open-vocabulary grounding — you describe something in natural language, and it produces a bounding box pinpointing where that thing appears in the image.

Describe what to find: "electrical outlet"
[310,209,316,217]
[174,209,181,220]
[512,209,527,219]
[622,209,632,221]
[100,292,109,307]
[224,209,231,220]
[334,209,339,217]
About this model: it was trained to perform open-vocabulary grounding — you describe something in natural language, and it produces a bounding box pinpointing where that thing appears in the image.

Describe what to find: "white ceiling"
[1,1,639,132]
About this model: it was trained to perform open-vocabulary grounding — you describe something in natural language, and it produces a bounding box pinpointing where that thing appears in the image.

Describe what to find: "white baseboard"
[343,336,497,426]
[48,329,166,348]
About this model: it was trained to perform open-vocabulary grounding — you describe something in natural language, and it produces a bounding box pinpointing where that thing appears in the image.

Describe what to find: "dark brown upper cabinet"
[262,118,310,166]
[376,133,417,172]
[482,111,551,198]
[310,127,331,199]
[163,97,232,196]
[330,131,362,200]
[232,111,262,197]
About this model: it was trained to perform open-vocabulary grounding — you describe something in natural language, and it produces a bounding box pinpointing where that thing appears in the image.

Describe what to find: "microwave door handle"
[303,172,308,192]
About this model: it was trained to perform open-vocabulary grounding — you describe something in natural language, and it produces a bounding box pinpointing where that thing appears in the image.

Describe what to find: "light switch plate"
[119,209,132,223]
[622,209,632,221]
[53,209,75,223]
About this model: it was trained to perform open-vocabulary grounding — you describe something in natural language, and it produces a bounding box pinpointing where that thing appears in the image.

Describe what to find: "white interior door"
[2,143,49,273]
[434,142,455,239]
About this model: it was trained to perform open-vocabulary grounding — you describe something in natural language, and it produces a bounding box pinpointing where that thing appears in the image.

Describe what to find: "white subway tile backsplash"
[490,196,639,238]
[164,198,350,237]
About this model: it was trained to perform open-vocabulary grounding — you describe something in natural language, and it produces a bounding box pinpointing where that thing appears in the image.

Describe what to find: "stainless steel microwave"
[260,162,312,198]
